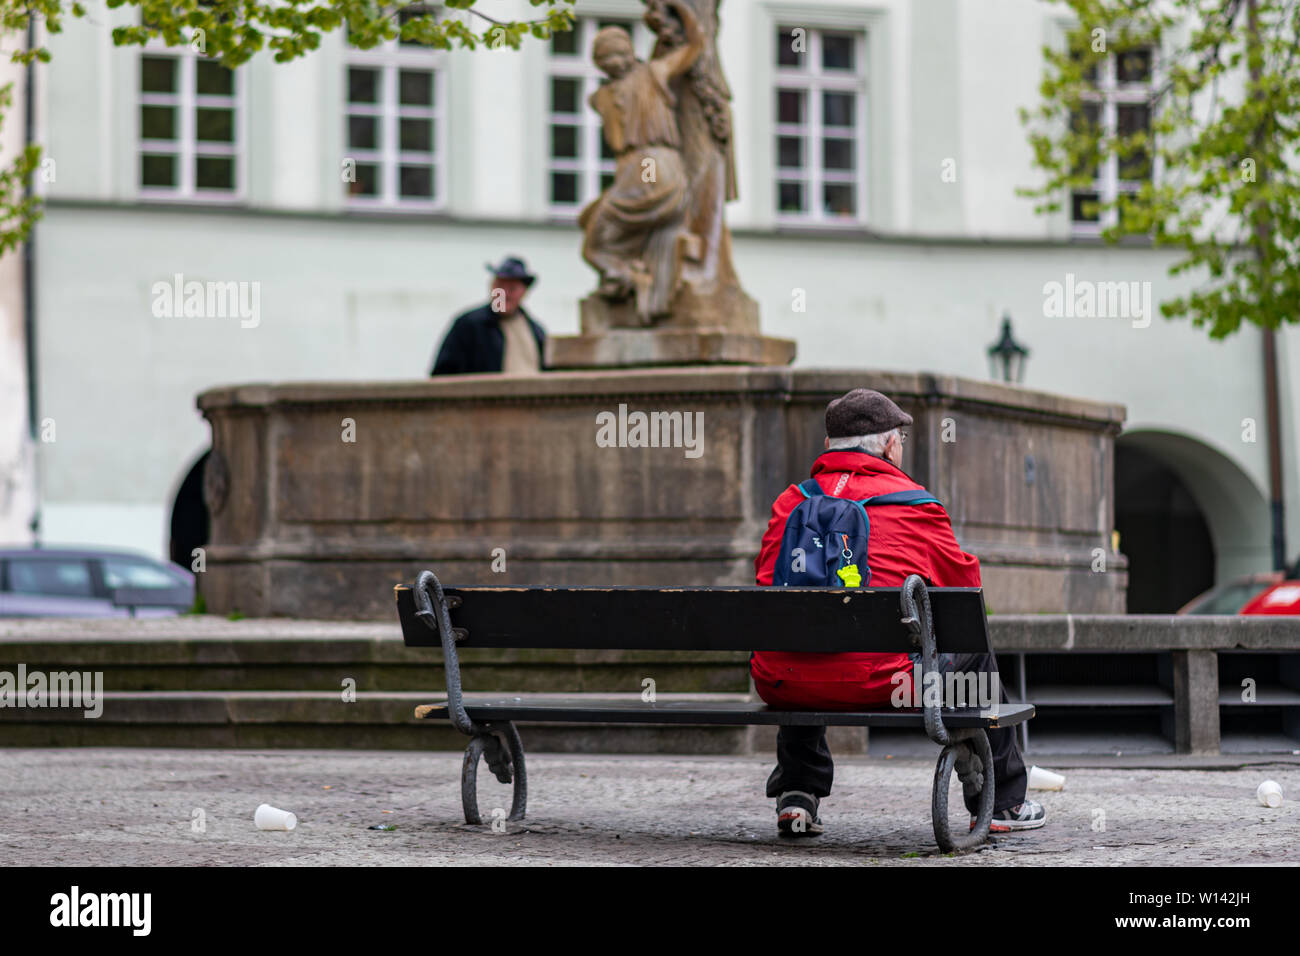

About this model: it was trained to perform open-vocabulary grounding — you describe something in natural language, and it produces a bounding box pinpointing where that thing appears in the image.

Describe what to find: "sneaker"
[972,799,1046,833]
[776,790,824,837]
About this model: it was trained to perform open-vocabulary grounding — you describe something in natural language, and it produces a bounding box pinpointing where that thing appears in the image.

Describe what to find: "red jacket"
[752,450,981,685]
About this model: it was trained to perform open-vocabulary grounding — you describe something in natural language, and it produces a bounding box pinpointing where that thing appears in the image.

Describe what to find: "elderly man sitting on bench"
[752,387,1046,838]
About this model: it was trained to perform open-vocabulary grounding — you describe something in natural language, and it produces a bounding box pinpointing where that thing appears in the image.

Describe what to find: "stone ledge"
[2,615,1297,651]
[196,367,1125,426]
[990,615,1300,651]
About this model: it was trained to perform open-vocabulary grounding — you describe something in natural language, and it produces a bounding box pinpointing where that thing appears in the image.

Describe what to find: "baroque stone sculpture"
[551,0,795,367]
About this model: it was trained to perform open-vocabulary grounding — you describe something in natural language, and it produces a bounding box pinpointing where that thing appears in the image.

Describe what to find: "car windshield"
[1187,582,1273,615]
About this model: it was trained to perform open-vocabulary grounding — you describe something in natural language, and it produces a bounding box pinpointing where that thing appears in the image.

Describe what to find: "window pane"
[141,56,177,93]
[776,89,805,124]
[1071,191,1100,222]
[1071,48,1100,83]
[777,180,805,212]
[600,171,615,192]
[823,183,855,216]
[400,70,433,107]
[823,91,855,127]
[196,107,234,143]
[822,33,855,71]
[1071,101,1101,135]
[8,559,93,597]
[400,164,433,198]
[141,105,176,140]
[777,136,803,169]
[1117,103,1151,179]
[776,27,802,67]
[401,117,433,152]
[1069,104,1101,179]
[1117,48,1152,84]
[349,114,378,150]
[348,163,380,198]
[823,137,854,170]
[551,171,578,204]
[196,155,235,190]
[196,60,234,96]
[600,134,616,161]
[141,152,177,187]
[349,67,379,104]
[551,24,578,56]
[102,560,178,589]
[551,76,580,114]
[551,124,579,159]
[398,6,435,46]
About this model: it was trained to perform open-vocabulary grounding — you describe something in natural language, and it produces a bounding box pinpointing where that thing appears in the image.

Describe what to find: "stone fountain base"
[196,367,1126,619]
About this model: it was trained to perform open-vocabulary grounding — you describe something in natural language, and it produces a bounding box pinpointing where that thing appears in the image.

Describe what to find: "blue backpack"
[772,478,941,587]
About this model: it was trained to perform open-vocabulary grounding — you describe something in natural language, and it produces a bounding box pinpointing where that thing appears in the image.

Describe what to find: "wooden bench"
[393,570,1034,852]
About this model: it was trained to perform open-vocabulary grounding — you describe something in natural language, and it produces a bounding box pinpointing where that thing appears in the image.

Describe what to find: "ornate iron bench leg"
[461,721,528,826]
[931,727,996,853]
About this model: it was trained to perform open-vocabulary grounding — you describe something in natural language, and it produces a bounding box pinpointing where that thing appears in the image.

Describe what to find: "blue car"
[0,547,195,617]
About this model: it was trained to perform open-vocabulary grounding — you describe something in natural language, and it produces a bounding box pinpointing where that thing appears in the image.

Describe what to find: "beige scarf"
[498,312,540,375]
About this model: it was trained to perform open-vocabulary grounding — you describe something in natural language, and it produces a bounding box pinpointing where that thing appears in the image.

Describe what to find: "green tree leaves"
[1021,0,1300,338]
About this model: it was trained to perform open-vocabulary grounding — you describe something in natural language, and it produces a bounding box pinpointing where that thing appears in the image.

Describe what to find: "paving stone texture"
[2,748,1297,866]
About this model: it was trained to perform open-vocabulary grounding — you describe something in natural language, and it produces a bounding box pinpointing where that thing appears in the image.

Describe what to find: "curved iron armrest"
[413,569,484,738]
[902,574,996,849]
[899,573,953,747]
[413,569,527,823]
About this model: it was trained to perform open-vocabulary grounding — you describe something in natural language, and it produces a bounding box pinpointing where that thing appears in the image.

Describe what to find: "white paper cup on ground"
[1028,765,1065,791]
[1257,781,1283,808]
[255,804,297,830]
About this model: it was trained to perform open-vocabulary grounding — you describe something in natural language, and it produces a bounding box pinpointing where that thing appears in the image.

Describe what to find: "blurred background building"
[3,0,1296,612]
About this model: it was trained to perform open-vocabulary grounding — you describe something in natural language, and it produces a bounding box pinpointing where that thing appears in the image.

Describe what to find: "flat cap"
[825,388,913,438]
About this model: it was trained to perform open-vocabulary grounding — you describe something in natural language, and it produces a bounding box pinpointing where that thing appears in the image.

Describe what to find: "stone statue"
[579,0,747,329]
[552,0,794,367]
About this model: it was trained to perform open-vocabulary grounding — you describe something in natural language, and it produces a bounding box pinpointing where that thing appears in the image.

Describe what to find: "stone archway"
[1116,430,1270,612]
[168,450,210,570]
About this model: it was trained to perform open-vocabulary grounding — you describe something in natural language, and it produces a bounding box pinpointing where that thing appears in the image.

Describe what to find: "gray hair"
[827,427,900,456]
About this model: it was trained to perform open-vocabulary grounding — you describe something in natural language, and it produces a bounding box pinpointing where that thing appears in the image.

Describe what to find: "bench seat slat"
[395,585,991,654]
[412,696,1034,729]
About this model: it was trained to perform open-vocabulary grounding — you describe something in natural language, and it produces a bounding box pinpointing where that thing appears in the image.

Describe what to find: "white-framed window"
[773,25,867,224]
[546,16,654,216]
[345,7,447,209]
[1070,45,1154,236]
[138,46,242,199]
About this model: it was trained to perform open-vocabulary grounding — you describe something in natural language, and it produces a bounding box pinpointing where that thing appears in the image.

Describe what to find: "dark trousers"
[764,652,1028,814]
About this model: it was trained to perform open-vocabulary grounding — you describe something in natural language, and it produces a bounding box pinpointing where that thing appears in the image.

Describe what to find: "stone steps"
[0,618,757,752]
[0,690,759,753]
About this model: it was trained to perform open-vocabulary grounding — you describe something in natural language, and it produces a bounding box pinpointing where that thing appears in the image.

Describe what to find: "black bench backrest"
[394,585,991,654]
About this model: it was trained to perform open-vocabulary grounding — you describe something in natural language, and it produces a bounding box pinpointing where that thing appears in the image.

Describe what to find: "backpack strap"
[862,489,942,507]
[796,479,825,498]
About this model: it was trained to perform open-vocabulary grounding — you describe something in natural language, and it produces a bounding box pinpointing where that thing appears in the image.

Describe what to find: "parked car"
[1176,571,1284,615]
[1240,580,1300,615]
[0,547,195,618]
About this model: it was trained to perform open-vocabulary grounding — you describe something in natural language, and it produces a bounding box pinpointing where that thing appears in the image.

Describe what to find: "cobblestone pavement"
[2,748,1297,866]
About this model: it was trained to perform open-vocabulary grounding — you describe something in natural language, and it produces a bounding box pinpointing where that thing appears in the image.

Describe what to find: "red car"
[1240,580,1300,615]
[1176,571,1283,615]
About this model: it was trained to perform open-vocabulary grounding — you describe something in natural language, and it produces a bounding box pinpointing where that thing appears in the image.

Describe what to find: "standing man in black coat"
[430,256,548,375]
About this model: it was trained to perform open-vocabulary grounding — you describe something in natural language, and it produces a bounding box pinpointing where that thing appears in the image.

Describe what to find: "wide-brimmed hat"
[825,388,913,438]
[486,256,536,287]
